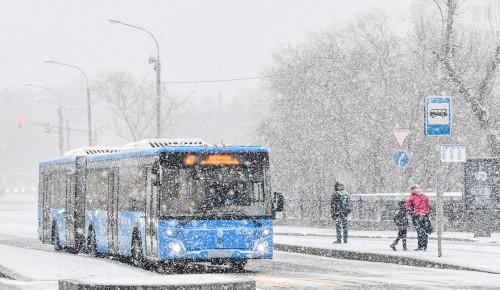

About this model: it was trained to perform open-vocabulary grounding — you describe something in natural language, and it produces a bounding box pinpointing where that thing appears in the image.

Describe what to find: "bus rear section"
[38,156,86,252]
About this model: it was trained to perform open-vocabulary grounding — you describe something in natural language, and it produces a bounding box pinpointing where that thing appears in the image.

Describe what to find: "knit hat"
[334,182,344,191]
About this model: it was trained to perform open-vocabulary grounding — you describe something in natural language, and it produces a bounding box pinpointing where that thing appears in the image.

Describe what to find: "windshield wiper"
[173,210,263,228]
[176,219,193,228]
[219,209,262,227]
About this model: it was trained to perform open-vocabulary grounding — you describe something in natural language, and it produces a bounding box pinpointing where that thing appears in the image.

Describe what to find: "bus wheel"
[87,229,97,257]
[131,234,144,268]
[210,259,224,265]
[52,223,61,251]
[229,259,247,271]
[172,260,187,273]
[156,263,167,274]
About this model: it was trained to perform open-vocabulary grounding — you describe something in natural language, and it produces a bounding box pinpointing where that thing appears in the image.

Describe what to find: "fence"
[276,195,500,232]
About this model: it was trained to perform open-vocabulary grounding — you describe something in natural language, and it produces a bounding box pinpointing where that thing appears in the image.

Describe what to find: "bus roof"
[85,145,269,162]
[39,155,78,167]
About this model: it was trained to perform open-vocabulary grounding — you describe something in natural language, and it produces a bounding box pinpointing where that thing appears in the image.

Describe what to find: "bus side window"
[127,167,147,211]
[151,161,159,185]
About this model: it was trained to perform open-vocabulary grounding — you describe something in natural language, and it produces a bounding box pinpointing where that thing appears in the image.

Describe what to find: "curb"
[58,276,256,290]
[274,232,476,243]
[0,265,32,281]
[274,243,500,275]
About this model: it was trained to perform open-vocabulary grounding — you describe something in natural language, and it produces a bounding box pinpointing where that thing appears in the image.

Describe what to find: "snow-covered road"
[1,193,500,289]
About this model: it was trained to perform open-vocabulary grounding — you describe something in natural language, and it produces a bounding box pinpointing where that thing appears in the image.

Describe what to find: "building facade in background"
[411,0,500,32]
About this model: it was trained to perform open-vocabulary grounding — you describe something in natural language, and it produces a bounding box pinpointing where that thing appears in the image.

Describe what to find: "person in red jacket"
[405,184,431,251]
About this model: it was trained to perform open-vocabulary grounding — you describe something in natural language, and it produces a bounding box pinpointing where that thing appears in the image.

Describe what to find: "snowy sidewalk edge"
[0,265,32,281]
[274,232,476,242]
[58,277,256,290]
[274,243,500,275]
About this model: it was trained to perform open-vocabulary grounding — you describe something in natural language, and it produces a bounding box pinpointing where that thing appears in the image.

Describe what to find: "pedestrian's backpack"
[340,193,351,212]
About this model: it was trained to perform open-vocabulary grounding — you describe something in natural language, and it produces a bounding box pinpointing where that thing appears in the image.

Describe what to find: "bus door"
[145,168,158,258]
[64,174,75,248]
[42,174,51,243]
[107,171,119,255]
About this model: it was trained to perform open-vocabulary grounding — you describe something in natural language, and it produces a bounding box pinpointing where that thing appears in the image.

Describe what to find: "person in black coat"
[331,182,351,244]
[390,200,409,251]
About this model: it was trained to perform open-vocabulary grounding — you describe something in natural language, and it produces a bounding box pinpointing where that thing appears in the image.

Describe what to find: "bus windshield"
[159,152,271,219]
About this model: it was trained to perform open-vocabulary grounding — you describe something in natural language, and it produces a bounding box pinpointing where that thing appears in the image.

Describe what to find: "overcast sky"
[1,0,411,96]
[0,0,413,153]
[1,0,415,185]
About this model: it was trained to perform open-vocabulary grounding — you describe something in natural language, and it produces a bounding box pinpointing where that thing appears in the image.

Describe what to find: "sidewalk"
[274,226,500,274]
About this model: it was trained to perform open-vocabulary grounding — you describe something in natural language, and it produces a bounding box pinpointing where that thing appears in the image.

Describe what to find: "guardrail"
[277,196,500,232]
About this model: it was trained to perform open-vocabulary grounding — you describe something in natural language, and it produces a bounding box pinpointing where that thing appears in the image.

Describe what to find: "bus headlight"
[256,241,269,253]
[169,242,182,254]
[260,228,270,236]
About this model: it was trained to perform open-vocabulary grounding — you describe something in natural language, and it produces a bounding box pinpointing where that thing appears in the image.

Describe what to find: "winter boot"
[402,240,407,251]
[390,243,396,251]
[333,240,342,244]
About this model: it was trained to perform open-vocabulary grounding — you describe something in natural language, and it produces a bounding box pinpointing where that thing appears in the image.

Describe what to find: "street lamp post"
[44,59,93,146]
[108,19,162,138]
[25,83,65,156]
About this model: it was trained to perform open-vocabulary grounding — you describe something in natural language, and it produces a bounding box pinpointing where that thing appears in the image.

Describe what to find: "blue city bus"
[38,139,283,270]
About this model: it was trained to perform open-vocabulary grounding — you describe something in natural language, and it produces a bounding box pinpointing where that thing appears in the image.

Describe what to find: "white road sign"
[440,144,466,163]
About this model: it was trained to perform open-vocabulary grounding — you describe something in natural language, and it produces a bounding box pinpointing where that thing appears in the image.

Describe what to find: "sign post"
[439,144,466,257]
[392,130,410,197]
[425,96,452,258]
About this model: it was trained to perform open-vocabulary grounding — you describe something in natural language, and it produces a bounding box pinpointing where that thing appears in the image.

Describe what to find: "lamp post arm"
[26,83,64,155]
[47,61,89,87]
[112,21,160,59]
[26,84,62,107]
[44,59,93,146]
[109,19,161,137]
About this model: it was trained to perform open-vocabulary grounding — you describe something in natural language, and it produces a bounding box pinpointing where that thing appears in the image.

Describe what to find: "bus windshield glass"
[159,152,271,219]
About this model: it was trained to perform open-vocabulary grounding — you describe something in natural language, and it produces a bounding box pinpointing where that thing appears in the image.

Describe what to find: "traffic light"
[17,116,23,128]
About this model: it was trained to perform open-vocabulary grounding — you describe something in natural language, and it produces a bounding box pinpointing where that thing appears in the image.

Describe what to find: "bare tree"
[93,71,162,141]
[433,0,500,156]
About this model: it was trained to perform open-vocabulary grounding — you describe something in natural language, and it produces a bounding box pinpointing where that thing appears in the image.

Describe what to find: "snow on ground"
[1,192,500,289]
[274,226,500,274]
[0,193,248,289]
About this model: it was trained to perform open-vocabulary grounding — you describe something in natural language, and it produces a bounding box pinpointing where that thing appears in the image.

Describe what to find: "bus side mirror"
[273,192,284,212]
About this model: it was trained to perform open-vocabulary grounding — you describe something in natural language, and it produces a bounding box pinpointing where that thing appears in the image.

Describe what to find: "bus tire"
[52,222,62,251]
[229,259,247,271]
[87,229,97,257]
[131,232,144,268]
[172,260,187,273]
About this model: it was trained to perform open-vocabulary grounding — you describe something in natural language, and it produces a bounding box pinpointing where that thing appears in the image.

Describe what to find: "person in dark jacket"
[331,182,351,244]
[405,184,431,251]
[390,200,408,251]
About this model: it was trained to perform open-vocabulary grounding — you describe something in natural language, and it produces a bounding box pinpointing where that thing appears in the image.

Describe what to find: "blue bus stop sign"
[425,96,451,135]
[393,149,410,168]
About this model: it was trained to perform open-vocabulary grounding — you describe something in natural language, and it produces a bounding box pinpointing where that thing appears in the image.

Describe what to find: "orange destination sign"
[201,154,240,166]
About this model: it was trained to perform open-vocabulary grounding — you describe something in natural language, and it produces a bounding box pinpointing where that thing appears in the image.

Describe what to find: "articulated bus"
[38,139,283,270]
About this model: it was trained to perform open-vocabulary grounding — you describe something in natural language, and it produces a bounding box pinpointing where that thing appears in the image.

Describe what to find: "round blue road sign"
[393,149,410,168]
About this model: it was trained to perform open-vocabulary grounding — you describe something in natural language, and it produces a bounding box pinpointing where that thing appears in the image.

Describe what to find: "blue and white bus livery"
[38,139,283,271]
